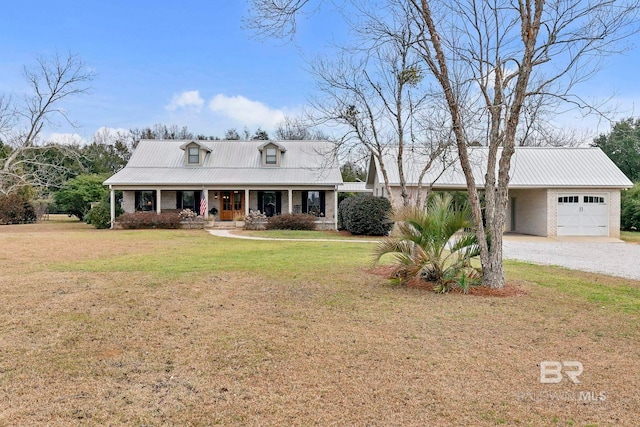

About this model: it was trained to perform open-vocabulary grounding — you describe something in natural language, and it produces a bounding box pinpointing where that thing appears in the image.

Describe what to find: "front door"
[220,191,245,221]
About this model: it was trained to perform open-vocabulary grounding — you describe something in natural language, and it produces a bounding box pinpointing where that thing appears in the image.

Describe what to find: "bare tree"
[310,5,450,209]
[249,0,640,288]
[274,115,329,140]
[130,123,195,145]
[246,0,313,39]
[224,128,241,140]
[515,96,591,146]
[0,53,94,195]
[407,0,638,287]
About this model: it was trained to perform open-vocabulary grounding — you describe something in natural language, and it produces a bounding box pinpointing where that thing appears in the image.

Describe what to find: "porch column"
[156,189,162,214]
[110,186,115,229]
[288,189,293,214]
[245,189,250,216]
[334,185,339,230]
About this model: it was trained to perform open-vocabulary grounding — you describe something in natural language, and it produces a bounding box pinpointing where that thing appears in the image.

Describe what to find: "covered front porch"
[110,186,340,230]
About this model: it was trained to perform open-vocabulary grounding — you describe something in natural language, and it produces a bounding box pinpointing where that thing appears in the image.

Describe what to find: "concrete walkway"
[207,229,379,243]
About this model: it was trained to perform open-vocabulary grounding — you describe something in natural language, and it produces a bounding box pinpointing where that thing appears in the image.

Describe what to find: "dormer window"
[188,146,200,164]
[180,141,210,166]
[259,142,286,167]
[266,147,277,165]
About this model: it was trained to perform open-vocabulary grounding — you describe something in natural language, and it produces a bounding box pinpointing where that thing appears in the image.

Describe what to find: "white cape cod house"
[366,147,633,238]
[104,139,343,229]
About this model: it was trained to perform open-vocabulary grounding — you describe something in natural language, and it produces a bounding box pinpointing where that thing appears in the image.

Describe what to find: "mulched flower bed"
[371,265,528,297]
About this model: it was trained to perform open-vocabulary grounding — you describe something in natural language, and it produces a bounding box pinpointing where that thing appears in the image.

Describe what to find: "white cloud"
[46,133,87,145]
[165,90,204,112]
[208,94,286,129]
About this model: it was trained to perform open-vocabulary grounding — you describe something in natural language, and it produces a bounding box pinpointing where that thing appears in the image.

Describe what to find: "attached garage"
[557,193,608,236]
[368,147,633,238]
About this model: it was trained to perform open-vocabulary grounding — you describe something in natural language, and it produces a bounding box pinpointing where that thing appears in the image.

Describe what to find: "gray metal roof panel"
[338,182,372,192]
[105,139,343,186]
[377,147,633,189]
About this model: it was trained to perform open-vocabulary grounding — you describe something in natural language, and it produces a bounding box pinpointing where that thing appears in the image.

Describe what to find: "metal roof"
[338,182,373,193]
[104,139,343,187]
[373,147,633,189]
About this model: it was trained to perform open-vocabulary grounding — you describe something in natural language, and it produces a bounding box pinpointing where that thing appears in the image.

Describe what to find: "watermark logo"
[540,361,583,384]
[514,361,607,402]
[515,390,607,402]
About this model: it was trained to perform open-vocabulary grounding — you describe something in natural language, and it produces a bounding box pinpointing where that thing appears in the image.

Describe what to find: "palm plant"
[374,192,480,293]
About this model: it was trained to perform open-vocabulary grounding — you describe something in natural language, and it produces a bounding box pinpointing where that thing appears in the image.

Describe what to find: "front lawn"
[0,220,638,425]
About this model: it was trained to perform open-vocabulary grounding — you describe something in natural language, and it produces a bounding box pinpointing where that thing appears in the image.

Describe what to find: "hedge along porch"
[105,139,343,230]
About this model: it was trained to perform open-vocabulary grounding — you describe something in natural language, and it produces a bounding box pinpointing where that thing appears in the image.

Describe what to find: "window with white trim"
[188,146,200,164]
[266,147,277,165]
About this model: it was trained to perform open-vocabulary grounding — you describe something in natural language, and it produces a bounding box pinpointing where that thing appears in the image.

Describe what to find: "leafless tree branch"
[0,52,94,195]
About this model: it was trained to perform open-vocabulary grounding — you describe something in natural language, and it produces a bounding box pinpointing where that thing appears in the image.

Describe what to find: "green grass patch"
[505,260,640,314]
[34,227,640,316]
[54,230,375,281]
[621,230,640,244]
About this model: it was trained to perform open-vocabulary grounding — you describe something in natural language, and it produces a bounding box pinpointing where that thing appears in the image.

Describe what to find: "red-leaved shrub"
[116,212,181,229]
[265,213,316,230]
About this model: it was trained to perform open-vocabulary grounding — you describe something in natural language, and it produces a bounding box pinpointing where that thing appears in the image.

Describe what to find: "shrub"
[245,210,268,230]
[0,193,37,225]
[53,174,109,220]
[86,193,124,229]
[116,211,181,229]
[339,194,392,236]
[374,193,480,293]
[621,182,640,231]
[266,213,316,230]
[85,202,112,229]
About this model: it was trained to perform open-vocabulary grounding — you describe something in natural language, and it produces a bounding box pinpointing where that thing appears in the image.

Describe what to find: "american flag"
[200,190,207,216]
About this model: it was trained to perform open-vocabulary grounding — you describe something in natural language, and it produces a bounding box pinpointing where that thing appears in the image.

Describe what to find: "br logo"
[540,361,583,384]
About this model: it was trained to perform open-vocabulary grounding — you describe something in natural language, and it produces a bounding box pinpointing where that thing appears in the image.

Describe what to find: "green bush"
[85,202,112,229]
[339,194,392,236]
[0,193,37,225]
[621,182,640,231]
[266,213,316,230]
[53,174,109,220]
[116,212,181,229]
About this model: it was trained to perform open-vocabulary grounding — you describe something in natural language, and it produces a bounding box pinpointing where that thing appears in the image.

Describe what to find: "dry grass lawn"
[1,218,639,426]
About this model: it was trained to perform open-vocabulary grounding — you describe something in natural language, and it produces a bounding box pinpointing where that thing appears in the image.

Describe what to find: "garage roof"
[370,147,633,189]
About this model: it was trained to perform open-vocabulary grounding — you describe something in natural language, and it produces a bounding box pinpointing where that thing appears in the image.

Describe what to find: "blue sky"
[1,1,639,144]
[0,1,349,142]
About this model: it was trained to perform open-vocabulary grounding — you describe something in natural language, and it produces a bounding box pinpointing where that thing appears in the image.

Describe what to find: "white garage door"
[557,194,609,236]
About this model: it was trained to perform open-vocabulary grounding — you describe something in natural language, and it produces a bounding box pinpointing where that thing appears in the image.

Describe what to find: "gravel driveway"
[502,236,640,280]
